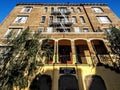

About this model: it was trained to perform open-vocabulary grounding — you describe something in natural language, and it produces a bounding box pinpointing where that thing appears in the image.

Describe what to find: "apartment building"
[0,3,120,90]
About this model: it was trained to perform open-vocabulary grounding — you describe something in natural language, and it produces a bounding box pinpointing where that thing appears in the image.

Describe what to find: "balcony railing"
[51,10,71,15]
[49,21,73,27]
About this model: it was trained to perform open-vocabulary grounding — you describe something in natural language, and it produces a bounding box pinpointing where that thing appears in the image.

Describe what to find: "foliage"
[106,26,120,56]
[0,27,53,90]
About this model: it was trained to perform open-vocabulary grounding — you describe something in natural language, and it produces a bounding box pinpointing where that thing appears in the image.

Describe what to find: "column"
[71,40,77,64]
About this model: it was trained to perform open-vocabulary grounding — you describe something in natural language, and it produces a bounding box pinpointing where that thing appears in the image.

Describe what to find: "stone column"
[71,40,77,64]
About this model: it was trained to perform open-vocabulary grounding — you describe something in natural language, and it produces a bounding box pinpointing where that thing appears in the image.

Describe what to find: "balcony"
[49,21,73,27]
[51,10,71,15]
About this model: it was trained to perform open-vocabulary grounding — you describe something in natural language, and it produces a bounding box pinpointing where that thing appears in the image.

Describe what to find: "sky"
[0,0,120,23]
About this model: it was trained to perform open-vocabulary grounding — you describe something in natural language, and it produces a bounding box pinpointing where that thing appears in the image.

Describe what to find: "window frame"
[92,7,103,13]
[97,16,111,24]
[13,16,28,24]
[40,16,46,23]
[21,6,32,13]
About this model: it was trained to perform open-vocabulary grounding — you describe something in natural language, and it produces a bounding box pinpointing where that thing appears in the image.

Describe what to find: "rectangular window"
[49,16,53,23]
[4,28,22,38]
[14,16,28,23]
[74,27,80,32]
[80,16,85,24]
[92,7,103,13]
[51,7,54,13]
[72,16,77,23]
[97,16,111,23]
[58,7,67,13]
[43,7,47,13]
[37,27,44,32]
[77,8,82,13]
[70,7,74,13]
[47,27,53,33]
[40,16,46,23]
[21,6,32,13]
[83,28,89,32]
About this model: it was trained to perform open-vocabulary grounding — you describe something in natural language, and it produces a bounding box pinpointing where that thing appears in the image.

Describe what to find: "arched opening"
[30,74,52,90]
[59,75,79,90]
[75,40,90,64]
[58,40,72,64]
[91,40,111,65]
[85,75,107,90]
[42,39,54,64]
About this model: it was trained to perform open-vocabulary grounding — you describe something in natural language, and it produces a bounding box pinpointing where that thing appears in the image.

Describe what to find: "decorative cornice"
[16,3,107,6]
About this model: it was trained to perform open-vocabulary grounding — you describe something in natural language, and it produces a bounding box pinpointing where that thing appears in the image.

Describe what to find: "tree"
[106,26,120,71]
[0,27,53,90]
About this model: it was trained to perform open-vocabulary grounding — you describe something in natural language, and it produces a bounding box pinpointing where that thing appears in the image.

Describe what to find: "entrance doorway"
[59,75,79,90]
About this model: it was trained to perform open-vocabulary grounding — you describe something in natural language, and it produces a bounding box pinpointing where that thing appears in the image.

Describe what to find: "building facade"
[0,3,120,90]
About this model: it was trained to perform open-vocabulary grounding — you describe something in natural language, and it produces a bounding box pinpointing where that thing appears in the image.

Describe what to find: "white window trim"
[97,16,111,24]
[92,7,103,13]
[4,28,22,38]
[21,6,32,13]
[13,16,28,24]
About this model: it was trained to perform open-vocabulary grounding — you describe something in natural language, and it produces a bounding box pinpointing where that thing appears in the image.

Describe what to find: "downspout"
[82,5,95,32]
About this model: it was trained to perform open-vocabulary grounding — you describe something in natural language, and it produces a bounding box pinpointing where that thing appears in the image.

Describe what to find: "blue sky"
[0,0,120,23]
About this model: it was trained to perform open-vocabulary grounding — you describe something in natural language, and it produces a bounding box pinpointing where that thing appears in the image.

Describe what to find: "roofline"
[16,3,107,6]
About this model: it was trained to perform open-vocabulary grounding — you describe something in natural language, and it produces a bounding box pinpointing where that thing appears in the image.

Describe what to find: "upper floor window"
[92,7,103,13]
[97,16,111,23]
[77,7,82,13]
[49,16,53,23]
[14,16,28,23]
[4,28,22,38]
[58,7,67,13]
[80,16,85,24]
[72,16,77,23]
[21,6,32,13]
[51,7,54,13]
[83,28,89,32]
[70,7,74,13]
[43,7,48,13]
[40,16,46,23]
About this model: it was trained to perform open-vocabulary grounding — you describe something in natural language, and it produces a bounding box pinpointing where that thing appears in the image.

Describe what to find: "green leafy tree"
[0,27,53,90]
[106,26,120,71]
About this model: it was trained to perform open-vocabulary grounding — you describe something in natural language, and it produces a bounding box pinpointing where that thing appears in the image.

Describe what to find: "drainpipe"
[82,5,95,32]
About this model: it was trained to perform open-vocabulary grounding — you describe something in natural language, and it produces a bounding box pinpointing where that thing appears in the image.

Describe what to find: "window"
[51,7,54,13]
[57,17,68,23]
[14,16,28,23]
[49,16,53,23]
[47,27,53,33]
[4,28,22,38]
[58,7,67,13]
[83,28,89,32]
[97,16,111,23]
[72,16,77,23]
[80,16,85,24]
[77,7,82,13]
[74,27,80,32]
[21,6,32,13]
[70,7,74,13]
[37,27,44,32]
[92,7,103,13]
[40,16,46,23]
[43,7,47,13]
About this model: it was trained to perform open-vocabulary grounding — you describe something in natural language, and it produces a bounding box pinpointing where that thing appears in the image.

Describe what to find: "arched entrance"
[30,74,52,90]
[58,39,72,64]
[91,40,110,65]
[59,75,79,90]
[75,40,90,64]
[42,39,54,64]
[85,75,107,90]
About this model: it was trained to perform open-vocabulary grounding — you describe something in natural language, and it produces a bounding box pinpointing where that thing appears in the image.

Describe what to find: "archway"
[42,39,55,64]
[75,40,90,64]
[58,39,72,64]
[30,74,52,90]
[85,75,107,90]
[91,40,110,65]
[59,75,79,90]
